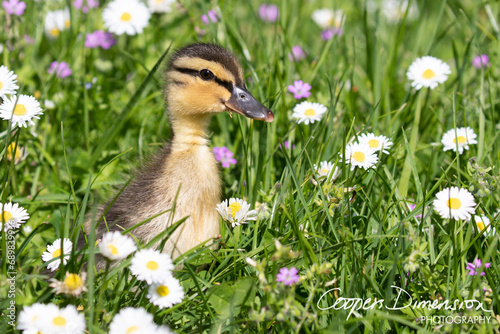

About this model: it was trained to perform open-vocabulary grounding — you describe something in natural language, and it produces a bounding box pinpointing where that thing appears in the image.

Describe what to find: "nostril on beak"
[239,94,246,100]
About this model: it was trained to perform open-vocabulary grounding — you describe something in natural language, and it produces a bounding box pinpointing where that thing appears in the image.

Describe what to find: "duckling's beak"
[224,85,274,122]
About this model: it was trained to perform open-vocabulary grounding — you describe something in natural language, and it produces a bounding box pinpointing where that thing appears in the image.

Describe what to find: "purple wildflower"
[279,140,295,150]
[2,0,26,16]
[408,203,424,219]
[85,30,116,49]
[472,54,489,69]
[284,140,295,150]
[201,10,218,25]
[466,258,491,276]
[98,32,116,49]
[73,0,99,13]
[288,80,311,99]
[276,267,300,286]
[259,4,279,22]
[24,35,34,44]
[48,61,72,79]
[288,45,306,61]
[321,27,343,41]
[213,146,236,168]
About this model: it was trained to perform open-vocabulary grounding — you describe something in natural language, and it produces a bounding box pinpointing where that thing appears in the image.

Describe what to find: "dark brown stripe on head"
[172,66,234,93]
[168,43,244,86]
[214,78,233,93]
[172,66,198,77]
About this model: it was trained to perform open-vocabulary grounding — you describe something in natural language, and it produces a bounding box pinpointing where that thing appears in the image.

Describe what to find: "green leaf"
[208,277,255,319]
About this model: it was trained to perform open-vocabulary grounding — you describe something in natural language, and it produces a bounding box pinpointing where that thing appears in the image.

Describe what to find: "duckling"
[85,43,273,260]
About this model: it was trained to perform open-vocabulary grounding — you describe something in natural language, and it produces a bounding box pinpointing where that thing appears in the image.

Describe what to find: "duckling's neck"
[171,114,211,149]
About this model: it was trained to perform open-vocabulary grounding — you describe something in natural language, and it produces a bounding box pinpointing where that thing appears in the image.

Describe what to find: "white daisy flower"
[472,215,495,237]
[41,238,73,272]
[216,198,257,227]
[314,161,341,181]
[130,248,174,284]
[38,304,85,334]
[380,0,419,23]
[18,303,48,334]
[50,272,87,296]
[109,307,158,334]
[0,65,19,98]
[406,56,451,90]
[342,142,378,171]
[6,143,29,165]
[0,94,43,128]
[1,202,29,231]
[291,101,327,125]
[44,8,71,39]
[441,127,477,154]
[99,231,137,261]
[148,0,175,13]
[357,133,393,154]
[44,99,56,109]
[433,186,476,221]
[312,8,344,29]
[103,0,151,36]
[147,275,185,309]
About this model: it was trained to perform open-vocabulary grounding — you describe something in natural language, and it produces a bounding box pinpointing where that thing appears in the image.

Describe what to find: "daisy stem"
[234,225,241,251]
[95,260,111,324]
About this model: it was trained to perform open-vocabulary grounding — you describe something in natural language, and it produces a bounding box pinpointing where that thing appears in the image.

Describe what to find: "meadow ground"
[0,0,499,333]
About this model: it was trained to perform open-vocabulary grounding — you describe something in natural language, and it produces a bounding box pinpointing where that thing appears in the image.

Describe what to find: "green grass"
[1,0,499,332]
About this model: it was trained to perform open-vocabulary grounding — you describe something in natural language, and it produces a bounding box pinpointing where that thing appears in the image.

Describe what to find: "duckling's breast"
[133,143,222,257]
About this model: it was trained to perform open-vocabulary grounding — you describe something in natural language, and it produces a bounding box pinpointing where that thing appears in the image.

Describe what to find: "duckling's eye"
[199,69,214,80]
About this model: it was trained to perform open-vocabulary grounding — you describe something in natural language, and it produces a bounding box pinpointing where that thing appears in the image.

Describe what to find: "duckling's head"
[165,43,274,123]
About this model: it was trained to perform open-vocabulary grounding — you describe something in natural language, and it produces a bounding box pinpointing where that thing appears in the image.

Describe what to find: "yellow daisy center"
[453,136,466,144]
[476,221,485,231]
[6,143,21,161]
[1,211,13,222]
[52,248,62,258]
[446,198,461,210]
[304,108,316,116]
[227,202,242,219]
[156,285,170,297]
[368,139,380,148]
[121,12,132,22]
[52,315,66,326]
[14,104,27,116]
[146,260,159,270]
[352,151,365,162]
[321,168,329,174]
[106,244,119,255]
[50,28,60,37]
[0,82,3,89]
[155,0,163,3]
[64,274,83,290]
[422,69,436,79]
[126,326,139,334]
[64,20,70,28]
